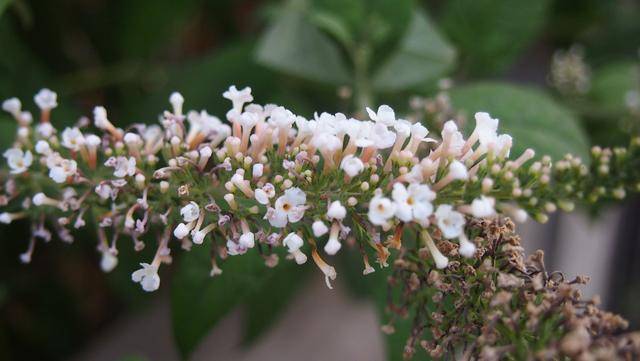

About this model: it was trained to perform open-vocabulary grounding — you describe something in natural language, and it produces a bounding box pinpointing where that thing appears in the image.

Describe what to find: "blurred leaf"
[115,0,201,59]
[440,0,550,75]
[171,242,268,359]
[372,9,455,92]
[0,0,12,18]
[311,0,412,44]
[450,82,590,161]
[590,61,640,114]
[243,261,308,344]
[256,3,350,85]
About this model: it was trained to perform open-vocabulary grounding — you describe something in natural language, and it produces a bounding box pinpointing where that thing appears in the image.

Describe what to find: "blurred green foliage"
[0,0,639,360]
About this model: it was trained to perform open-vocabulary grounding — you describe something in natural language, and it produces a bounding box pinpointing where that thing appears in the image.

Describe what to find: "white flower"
[131,263,160,292]
[474,112,499,146]
[495,134,513,157]
[34,88,58,110]
[471,196,496,218]
[370,123,396,149]
[239,232,255,248]
[340,155,364,177]
[35,140,51,155]
[227,239,249,256]
[252,163,264,177]
[327,200,346,220]
[435,204,465,239]
[448,160,468,180]
[95,183,113,200]
[180,201,200,222]
[3,148,33,174]
[100,251,118,272]
[2,97,21,117]
[366,105,396,126]
[312,220,329,237]
[269,106,296,128]
[254,183,275,205]
[392,183,435,224]
[458,234,476,258]
[254,189,270,205]
[368,195,396,226]
[223,85,253,112]
[93,106,111,129]
[0,212,14,224]
[169,92,184,116]
[268,187,307,228]
[173,223,191,239]
[110,156,136,177]
[36,122,55,138]
[238,111,259,128]
[283,232,307,264]
[324,223,342,255]
[49,159,77,183]
[61,127,85,151]
[311,132,342,152]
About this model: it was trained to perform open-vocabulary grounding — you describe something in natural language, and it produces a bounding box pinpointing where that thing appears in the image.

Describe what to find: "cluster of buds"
[0,86,639,293]
[549,45,591,96]
[385,217,640,360]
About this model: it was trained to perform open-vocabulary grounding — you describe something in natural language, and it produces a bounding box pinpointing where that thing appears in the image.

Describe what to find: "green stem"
[352,44,373,112]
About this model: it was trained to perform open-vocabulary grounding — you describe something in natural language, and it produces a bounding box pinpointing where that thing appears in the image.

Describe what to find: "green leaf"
[450,82,590,162]
[590,61,640,115]
[255,3,350,85]
[372,9,456,92]
[0,0,12,18]
[171,242,268,359]
[440,0,550,75]
[243,261,308,344]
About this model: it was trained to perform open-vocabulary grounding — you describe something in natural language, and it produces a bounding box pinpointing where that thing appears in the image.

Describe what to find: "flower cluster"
[0,87,639,292]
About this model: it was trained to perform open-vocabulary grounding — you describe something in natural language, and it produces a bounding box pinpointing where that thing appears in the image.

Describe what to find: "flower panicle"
[0,86,638,291]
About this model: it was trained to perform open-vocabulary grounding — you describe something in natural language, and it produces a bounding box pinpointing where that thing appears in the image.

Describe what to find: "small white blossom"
[100,251,118,272]
[173,223,192,239]
[368,195,396,226]
[61,127,85,151]
[223,85,253,112]
[109,156,137,178]
[448,160,468,180]
[252,163,264,177]
[435,204,465,239]
[340,155,364,177]
[180,201,200,222]
[471,196,496,218]
[131,263,160,292]
[36,122,55,138]
[49,159,77,183]
[283,232,307,264]
[3,148,33,174]
[327,200,346,221]
[34,88,58,110]
[95,183,113,200]
[169,92,184,116]
[366,105,396,126]
[312,220,329,237]
[474,112,499,146]
[2,97,21,117]
[227,239,249,256]
[239,232,255,249]
[35,140,51,155]
[392,183,435,224]
[268,187,306,228]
